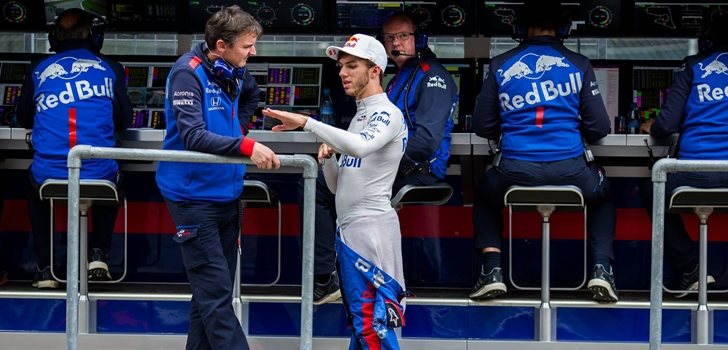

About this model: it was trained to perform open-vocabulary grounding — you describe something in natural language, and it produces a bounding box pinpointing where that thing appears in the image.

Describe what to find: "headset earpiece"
[556,18,572,40]
[414,31,428,52]
[89,16,106,51]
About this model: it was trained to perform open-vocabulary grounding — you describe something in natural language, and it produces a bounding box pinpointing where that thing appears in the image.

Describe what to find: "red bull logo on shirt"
[33,56,112,112]
[35,57,106,86]
[498,53,571,86]
[499,72,583,111]
[698,53,728,79]
[696,53,728,103]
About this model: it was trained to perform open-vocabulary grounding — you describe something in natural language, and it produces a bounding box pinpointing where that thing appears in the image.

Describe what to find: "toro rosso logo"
[698,53,728,78]
[498,53,570,86]
[35,57,106,86]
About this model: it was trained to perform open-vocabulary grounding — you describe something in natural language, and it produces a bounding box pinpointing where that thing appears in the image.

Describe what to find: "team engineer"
[155,6,279,350]
[639,12,728,297]
[16,8,132,289]
[470,0,618,302]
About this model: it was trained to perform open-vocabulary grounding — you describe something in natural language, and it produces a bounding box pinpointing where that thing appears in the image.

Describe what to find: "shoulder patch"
[189,56,202,69]
[421,61,430,73]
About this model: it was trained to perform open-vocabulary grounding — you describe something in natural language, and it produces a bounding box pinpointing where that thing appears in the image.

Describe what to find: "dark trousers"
[640,171,728,273]
[301,169,439,276]
[27,172,119,268]
[165,199,249,350]
[473,156,616,264]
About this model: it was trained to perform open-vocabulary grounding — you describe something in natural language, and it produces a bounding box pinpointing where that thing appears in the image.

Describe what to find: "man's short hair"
[204,5,263,49]
[53,8,92,42]
[383,11,417,32]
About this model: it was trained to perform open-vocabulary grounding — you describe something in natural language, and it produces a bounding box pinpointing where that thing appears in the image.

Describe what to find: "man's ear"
[371,66,381,79]
[215,39,227,52]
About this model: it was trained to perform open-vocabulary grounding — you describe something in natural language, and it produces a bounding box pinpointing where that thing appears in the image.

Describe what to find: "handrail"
[65,145,318,350]
[649,158,728,350]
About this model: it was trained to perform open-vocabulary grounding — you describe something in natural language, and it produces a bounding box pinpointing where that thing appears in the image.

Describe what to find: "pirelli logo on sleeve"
[171,90,195,106]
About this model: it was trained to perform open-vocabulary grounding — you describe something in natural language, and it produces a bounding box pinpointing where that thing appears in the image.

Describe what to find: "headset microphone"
[391,50,417,57]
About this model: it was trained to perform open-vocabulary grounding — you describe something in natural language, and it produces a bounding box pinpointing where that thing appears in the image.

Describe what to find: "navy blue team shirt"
[650,45,728,160]
[474,36,610,162]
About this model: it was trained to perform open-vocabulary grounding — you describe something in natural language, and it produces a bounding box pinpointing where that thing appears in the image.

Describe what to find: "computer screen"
[125,66,149,88]
[107,0,179,31]
[188,0,327,33]
[633,1,727,37]
[335,0,400,31]
[480,0,622,37]
[150,65,171,88]
[44,0,108,24]
[0,62,28,83]
[0,0,45,31]
[593,65,620,131]
[404,1,473,35]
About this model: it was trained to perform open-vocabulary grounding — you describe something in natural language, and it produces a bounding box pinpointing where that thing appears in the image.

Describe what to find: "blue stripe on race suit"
[336,237,405,350]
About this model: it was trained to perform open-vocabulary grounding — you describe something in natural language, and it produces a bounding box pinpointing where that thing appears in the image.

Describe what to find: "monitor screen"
[292,67,320,85]
[0,62,28,83]
[593,65,619,130]
[336,0,400,31]
[404,1,472,35]
[188,0,327,33]
[125,66,149,87]
[151,65,171,88]
[0,0,45,31]
[44,0,108,24]
[633,1,727,37]
[107,0,179,31]
[480,1,622,37]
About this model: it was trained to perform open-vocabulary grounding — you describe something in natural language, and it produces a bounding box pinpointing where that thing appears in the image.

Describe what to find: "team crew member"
[310,11,458,304]
[16,8,132,289]
[155,6,279,350]
[471,0,618,302]
[639,12,728,297]
[263,34,408,350]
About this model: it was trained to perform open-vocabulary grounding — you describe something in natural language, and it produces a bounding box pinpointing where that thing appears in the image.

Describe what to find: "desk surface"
[0,127,676,176]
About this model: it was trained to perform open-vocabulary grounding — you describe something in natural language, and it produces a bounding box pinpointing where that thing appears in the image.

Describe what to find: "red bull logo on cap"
[344,35,359,48]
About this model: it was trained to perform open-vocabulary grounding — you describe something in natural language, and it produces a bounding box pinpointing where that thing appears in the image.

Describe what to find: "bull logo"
[535,55,569,73]
[498,61,532,86]
[35,63,68,86]
[343,36,359,48]
[698,53,728,79]
[498,53,572,86]
[34,56,107,86]
[70,59,106,74]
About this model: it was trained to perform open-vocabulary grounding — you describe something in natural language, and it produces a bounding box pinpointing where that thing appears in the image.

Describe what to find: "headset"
[204,43,246,99]
[211,57,246,81]
[48,8,106,52]
[512,2,571,41]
